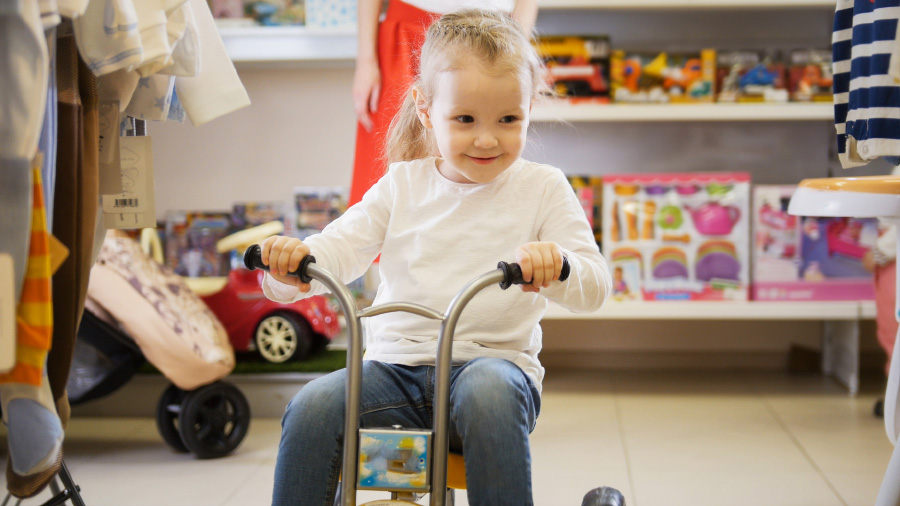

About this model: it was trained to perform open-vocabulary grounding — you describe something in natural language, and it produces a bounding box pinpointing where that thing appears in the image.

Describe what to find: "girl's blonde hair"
[385,9,548,164]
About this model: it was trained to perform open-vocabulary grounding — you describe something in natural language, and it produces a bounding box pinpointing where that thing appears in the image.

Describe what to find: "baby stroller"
[66,231,250,459]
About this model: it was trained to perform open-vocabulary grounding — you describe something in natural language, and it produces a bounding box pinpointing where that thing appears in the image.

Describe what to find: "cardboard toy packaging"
[535,35,611,102]
[611,49,716,103]
[716,50,788,103]
[752,185,876,301]
[602,172,750,301]
[787,49,833,102]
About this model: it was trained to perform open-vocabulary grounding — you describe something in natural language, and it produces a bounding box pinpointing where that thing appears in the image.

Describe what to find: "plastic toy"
[155,221,342,363]
[243,247,626,506]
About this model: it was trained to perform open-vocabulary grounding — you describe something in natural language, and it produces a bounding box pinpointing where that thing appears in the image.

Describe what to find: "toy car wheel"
[254,312,314,363]
[156,383,190,453]
[178,381,251,459]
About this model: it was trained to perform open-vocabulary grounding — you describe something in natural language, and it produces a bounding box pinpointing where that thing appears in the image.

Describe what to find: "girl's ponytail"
[385,87,433,165]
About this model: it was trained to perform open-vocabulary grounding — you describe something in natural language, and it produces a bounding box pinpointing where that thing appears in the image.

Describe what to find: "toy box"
[602,172,750,301]
[716,50,788,103]
[567,175,604,248]
[611,49,716,103]
[305,0,355,29]
[752,185,876,301]
[164,210,232,278]
[535,35,611,102]
[293,186,347,240]
[787,49,833,102]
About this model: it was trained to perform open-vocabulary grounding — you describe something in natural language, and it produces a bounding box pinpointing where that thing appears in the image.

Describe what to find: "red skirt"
[348,0,439,207]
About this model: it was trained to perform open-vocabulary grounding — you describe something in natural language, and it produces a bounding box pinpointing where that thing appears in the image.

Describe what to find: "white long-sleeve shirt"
[264,157,611,391]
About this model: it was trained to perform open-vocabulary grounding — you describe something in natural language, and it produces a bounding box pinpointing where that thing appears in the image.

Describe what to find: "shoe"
[875,398,885,418]
[582,486,625,506]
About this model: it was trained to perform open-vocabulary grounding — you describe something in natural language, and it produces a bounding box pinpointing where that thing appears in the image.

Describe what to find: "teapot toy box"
[602,172,750,301]
[752,185,876,301]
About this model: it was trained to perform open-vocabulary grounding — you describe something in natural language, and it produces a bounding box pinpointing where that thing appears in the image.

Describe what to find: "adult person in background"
[348,0,538,207]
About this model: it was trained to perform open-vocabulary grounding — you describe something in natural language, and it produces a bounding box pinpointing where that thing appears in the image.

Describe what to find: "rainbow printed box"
[752,185,876,301]
[602,172,750,301]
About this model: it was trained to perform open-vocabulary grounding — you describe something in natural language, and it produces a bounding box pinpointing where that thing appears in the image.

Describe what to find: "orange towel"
[0,167,53,386]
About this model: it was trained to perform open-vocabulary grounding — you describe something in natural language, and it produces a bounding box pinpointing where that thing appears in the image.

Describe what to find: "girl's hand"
[260,235,312,292]
[515,242,564,293]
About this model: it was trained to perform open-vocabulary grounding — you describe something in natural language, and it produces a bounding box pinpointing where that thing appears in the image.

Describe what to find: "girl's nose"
[474,129,498,149]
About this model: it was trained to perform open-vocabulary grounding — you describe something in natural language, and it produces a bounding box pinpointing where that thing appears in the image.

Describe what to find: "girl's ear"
[412,86,432,129]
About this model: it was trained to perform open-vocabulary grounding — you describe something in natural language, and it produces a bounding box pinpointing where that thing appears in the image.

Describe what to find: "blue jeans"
[272,357,541,506]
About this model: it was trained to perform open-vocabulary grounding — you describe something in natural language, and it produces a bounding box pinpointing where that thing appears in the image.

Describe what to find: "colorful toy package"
[602,172,750,301]
[787,49,833,102]
[752,185,876,301]
[567,175,604,248]
[535,35,611,102]
[611,49,716,103]
[716,50,788,103]
[164,210,232,278]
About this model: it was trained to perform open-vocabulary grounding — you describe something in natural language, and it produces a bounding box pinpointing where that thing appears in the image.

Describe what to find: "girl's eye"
[456,115,474,123]
[500,115,519,124]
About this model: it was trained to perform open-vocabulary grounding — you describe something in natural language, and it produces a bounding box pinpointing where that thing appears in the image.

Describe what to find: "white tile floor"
[1,369,895,506]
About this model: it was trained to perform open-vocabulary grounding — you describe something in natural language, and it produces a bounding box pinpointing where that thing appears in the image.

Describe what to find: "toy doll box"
[602,172,750,301]
[358,428,432,493]
[752,185,876,301]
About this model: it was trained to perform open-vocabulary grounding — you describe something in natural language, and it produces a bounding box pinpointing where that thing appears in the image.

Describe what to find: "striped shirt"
[833,0,900,168]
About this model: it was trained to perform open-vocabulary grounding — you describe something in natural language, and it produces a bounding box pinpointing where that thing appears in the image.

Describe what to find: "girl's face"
[415,63,531,184]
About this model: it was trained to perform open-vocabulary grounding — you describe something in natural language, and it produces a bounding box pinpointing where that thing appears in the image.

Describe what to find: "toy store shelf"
[537,0,833,9]
[859,300,877,319]
[218,25,356,64]
[530,101,834,122]
[543,300,865,321]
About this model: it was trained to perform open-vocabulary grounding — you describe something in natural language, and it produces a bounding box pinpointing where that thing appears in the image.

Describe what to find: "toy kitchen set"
[602,172,750,301]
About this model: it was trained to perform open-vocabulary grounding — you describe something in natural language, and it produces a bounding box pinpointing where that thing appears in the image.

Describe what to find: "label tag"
[102,136,157,229]
[0,254,16,374]
[98,100,123,194]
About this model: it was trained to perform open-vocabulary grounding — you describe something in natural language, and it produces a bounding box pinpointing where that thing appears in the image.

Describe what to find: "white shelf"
[859,300,877,319]
[530,101,834,122]
[537,0,833,8]
[543,300,865,321]
[218,25,356,63]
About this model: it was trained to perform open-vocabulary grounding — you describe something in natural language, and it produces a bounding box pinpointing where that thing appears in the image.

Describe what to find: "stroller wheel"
[178,381,251,459]
[156,384,190,453]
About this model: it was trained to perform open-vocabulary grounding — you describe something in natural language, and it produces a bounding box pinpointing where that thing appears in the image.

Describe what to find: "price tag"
[102,136,157,229]
[0,254,16,373]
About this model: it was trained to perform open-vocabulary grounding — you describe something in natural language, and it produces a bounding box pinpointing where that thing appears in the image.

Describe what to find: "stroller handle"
[243,243,569,290]
[244,243,569,506]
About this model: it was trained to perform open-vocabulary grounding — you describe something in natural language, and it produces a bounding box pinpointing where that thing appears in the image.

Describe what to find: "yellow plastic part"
[446,452,467,490]
[799,175,900,194]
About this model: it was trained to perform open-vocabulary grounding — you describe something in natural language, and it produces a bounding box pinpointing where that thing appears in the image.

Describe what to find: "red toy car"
[196,267,341,363]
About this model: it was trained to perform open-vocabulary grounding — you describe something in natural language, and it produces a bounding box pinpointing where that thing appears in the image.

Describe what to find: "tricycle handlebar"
[243,244,569,289]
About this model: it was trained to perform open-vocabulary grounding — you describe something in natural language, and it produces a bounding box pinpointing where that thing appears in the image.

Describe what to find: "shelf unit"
[214,2,862,388]
[543,300,870,320]
[530,101,834,122]
[536,0,834,8]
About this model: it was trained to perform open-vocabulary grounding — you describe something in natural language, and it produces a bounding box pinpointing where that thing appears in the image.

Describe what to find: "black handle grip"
[243,244,316,284]
[497,256,570,290]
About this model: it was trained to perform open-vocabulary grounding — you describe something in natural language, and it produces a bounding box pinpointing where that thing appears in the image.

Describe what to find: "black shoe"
[582,486,625,506]
[875,398,885,418]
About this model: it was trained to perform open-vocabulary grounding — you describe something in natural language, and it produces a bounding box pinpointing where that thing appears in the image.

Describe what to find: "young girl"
[261,9,611,505]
